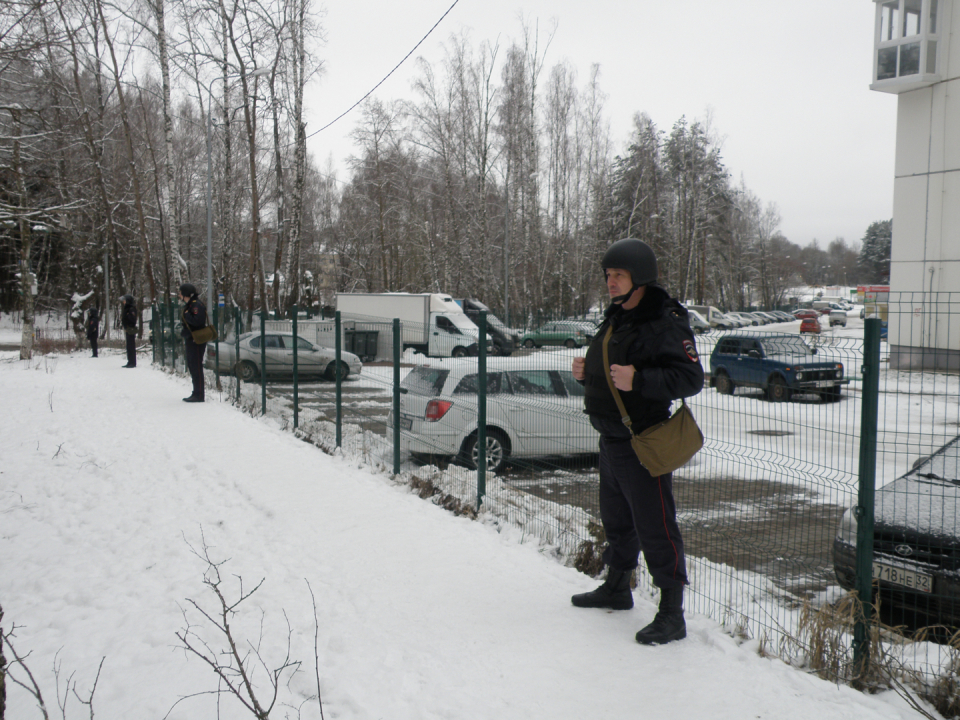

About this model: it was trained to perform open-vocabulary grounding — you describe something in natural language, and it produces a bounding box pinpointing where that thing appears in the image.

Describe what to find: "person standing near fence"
[179,283,207,403]
[570,237,704,645]
[120,295,138,368]
[86,306,100,358]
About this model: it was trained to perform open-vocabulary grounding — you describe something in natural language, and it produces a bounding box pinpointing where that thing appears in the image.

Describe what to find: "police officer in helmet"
[571,238,704,645]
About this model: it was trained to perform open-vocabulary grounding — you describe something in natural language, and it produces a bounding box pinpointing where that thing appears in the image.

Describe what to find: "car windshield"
[760,336,814,356]
[401,366,450,396]
[448,314,479,332]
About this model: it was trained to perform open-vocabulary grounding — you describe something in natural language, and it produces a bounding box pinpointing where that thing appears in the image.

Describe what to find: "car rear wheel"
[714,370,735,396]
[451,346,468,358]
[237,360,258,382]
[325,360,350,382]
[766,376,791,402]
[462,429,509,474]
[564,339,577,349]
[523,339,536,349]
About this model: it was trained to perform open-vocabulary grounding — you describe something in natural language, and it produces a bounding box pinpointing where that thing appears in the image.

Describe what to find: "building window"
[871,0,940,93]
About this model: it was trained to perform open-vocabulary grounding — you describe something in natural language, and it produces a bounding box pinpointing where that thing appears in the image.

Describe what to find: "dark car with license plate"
[709,332,849,402]
[832,436,960,628]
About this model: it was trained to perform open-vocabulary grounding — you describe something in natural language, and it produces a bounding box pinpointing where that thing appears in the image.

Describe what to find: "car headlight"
[837,507,857,544]
[795,371,803,380]
[836,366,843,379]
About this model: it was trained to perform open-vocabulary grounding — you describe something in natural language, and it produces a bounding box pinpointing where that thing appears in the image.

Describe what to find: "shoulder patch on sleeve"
[683,339,699,362]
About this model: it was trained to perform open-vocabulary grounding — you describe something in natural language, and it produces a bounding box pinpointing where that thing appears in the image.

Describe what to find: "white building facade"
[872,0,960,369]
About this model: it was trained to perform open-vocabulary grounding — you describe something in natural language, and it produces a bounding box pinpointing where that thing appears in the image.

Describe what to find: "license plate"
[814,380,836,388]
[399,416,413,430]
[873,562,933,593]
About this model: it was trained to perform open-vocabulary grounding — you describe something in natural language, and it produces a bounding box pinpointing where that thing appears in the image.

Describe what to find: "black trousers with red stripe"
[598,435,688,589]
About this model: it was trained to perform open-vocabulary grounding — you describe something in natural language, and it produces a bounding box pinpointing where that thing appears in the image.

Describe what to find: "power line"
[305,0,461,142]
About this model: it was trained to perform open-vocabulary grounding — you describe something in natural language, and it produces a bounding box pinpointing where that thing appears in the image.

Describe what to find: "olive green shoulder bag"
[601,326,704,476]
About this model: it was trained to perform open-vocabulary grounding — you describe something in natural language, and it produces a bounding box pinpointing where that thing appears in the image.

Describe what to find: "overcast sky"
[302,0,896,250]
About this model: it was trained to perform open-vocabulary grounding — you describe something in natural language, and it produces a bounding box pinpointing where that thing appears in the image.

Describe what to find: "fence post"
[335,310,342,449]
[168,302,177,369]
[393,317,401,475]
[477,311,487,509]
[151,304,157,364]
[260,311,266,415]
[293,305,299,429]
[234,309,241,403]
[158,305,165,367]
[853,317,881,677]
[213,307,221,391]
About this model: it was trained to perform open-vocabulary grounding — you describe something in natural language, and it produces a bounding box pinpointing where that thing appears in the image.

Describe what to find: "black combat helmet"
[179,283,198,298]
[601,238,658,303]
[121,294,134,306]
[601,238,658,286]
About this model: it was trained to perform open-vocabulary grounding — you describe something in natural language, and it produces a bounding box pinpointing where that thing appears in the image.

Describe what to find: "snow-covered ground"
[0,329,945,718]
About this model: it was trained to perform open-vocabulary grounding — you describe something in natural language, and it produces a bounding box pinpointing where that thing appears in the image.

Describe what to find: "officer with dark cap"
[179,282,208,402]
[570,237,703,645]
[120,295,138,367]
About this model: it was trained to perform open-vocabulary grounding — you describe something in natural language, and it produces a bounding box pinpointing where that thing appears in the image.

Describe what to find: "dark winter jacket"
[121,301,138,336]
[86,309,100,340]
[582,284,704,439]
[180,297,208,343]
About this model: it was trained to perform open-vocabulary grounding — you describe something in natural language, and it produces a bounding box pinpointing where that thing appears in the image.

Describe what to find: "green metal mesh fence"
[154,297,960,689]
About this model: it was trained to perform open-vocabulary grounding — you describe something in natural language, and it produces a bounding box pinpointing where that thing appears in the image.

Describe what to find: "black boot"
[571,567,633,610]
[635,585,686,645]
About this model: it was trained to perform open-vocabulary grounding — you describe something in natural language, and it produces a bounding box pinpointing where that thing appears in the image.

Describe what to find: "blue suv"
[709,333,849,402]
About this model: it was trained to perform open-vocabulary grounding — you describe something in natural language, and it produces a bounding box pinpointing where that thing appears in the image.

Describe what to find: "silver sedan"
[205,331,362,381]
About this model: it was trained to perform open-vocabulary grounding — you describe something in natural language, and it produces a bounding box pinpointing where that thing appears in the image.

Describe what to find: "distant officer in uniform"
[179,283,208,402]
[571,238,703,645]
[86,307,100,358]
[120,295,138,368]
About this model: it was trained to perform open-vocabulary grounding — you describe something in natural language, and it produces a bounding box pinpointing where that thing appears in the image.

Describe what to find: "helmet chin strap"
[611,283,641,305]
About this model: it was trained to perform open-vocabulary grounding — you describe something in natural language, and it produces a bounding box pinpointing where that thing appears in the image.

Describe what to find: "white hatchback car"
[395,355,599,473]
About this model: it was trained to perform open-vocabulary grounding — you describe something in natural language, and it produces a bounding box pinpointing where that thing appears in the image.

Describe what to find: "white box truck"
[336,292,491,358]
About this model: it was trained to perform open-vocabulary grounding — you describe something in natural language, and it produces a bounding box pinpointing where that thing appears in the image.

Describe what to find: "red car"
[799,316,821,334]
[792,308,819,320]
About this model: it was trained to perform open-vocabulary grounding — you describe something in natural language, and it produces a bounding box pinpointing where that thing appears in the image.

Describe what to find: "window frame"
[871,0,940,93]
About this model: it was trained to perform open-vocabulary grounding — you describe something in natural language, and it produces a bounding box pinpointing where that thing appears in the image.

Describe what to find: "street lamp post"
[204,67,270,315]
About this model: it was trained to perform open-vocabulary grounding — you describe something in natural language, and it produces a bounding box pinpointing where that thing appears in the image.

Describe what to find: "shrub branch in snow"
[171,531,323,720]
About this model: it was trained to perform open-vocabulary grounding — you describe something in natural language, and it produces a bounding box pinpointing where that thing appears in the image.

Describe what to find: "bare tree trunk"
[95,0,157,303]
[9,109,35,359]
[286,0,307,311]
[154,0,182,296]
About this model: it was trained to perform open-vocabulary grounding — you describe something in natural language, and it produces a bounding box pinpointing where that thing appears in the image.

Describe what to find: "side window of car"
[743,340,762,357]
[250,336,260,348]
[264,335,283,349]
[717,338,740,356]
[401,368,450,396]
[296,337,314,350]
[453,373,502,394]
[558,370,585,397]
[506,370,557,395]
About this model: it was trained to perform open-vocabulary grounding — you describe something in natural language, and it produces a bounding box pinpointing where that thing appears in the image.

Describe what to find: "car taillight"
[836,365,843,378]
[425,400,453,421]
